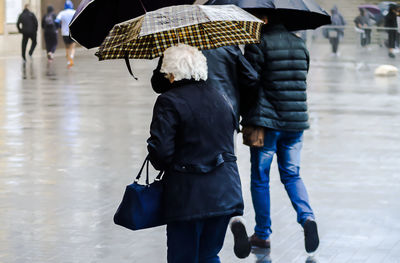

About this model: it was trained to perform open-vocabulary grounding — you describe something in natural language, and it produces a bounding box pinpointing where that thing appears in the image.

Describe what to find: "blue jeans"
[250,130,314,240]
[167,216,230,263]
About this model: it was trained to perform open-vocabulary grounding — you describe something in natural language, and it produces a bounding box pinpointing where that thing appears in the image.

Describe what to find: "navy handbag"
[114,156,165,231]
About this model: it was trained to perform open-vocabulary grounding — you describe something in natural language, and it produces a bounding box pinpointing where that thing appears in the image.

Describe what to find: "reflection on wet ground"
[1,44,400,262]
[252,248,272,263]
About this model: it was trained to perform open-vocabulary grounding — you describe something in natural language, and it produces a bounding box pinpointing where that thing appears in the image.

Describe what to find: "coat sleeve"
[147,95,179,171]
[237,51,258,89]
[305,49,310,73]
[151,56,171,94]
[17,14,22,33]
[33,14,38,32]
[237,50,259,116]
[241,43,264,116]
[244,43,264,76]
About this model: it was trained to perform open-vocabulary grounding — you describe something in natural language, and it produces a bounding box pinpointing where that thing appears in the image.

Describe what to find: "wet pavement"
[0,43,400,263]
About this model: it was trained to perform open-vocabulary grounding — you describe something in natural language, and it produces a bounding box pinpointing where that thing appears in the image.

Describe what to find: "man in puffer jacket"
[242,11,319,254]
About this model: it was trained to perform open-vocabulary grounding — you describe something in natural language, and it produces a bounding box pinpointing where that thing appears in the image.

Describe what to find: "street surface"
[0,42,400,262]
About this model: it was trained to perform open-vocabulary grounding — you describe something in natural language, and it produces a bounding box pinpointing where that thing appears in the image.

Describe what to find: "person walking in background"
[17,4,38,62]
[354,8,373,49]
[42,6,58,62]
[242,10,319,254]
[326,6,346,56]
[396,5,400,49]
[56,1,76,68]
[148,43,245,263]
[385,4,398,58]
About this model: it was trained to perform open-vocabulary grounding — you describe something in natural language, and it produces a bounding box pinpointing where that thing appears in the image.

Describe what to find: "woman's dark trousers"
[167,216,230,263]
[44,32,58,54]
[329,37,339,53]
[21,33,37,60]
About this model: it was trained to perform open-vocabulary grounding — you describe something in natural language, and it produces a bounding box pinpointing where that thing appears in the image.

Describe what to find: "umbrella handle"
[125,54,138,80]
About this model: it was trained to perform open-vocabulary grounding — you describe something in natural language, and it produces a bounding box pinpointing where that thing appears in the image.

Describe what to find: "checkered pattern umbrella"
[95,5,263,60]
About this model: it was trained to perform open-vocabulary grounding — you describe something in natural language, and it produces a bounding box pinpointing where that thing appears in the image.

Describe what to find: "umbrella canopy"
[358,4,381,15]
[95,5,263,60]
[69,0,196,49]
[205,0,331,31]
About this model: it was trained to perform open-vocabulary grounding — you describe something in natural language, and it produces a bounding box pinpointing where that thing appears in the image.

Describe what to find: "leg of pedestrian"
[276,131,319,253]
[29,33,37,58]
[198,216,230,263]
[166,220,201,263]
[70,42,76,65]
[249,130,279,248]
[21,34,29,61]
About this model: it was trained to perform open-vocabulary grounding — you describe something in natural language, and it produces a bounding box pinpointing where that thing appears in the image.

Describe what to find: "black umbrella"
[205,0,331,31]
[69,0,196,49]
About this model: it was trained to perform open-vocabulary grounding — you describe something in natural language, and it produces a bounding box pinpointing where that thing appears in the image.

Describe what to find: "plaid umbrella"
[95,4,263,60]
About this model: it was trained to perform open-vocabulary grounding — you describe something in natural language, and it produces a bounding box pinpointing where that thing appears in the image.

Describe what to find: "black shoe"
[230,219,251,259]
[389,52,396,58]
[304,219,319,253]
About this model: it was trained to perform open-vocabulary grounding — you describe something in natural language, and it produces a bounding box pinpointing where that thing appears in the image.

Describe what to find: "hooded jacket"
[17,9,38,35]
[242,24,310,131]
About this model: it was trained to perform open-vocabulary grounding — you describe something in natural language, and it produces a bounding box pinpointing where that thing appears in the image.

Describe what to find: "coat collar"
[171,79,206,88]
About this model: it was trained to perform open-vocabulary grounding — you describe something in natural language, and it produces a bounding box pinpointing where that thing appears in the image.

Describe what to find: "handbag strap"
[134,156,148,183]
[134,155,164,185]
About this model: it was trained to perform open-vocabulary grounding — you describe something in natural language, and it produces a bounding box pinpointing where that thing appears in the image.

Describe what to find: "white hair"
[161,44,208,82]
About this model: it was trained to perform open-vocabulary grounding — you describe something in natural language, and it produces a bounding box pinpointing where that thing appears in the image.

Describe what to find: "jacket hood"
[64,0,74,9]
[331,5,338,14]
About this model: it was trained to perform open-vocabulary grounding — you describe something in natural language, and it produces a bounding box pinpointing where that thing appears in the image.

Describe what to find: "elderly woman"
[147,44,246,263]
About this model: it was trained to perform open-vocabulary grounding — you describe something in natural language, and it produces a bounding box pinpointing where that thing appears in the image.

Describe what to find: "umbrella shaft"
[138,0,147,13]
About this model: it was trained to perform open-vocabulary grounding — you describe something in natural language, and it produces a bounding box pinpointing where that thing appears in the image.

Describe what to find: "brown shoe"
[249,234,271,249]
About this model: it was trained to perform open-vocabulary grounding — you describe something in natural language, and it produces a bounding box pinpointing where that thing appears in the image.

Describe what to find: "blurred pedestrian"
[243,11,319,254]
[385,4,398,58]
[17,4,38,62]
[42,6,58,62]
[327,6,346,56]
[56,1,76,68]
[354,8,373,48]
[396,6,400,48]
[148,43,245,263]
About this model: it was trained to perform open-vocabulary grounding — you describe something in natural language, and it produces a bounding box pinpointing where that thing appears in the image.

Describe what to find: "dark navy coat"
[242,24,310,131]
[147,79,244,223]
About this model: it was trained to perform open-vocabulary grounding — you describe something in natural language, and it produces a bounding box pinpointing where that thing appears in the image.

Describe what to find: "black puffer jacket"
[242,24,310,131]
[147,80,244,223]
[151,46,258,125]
[17,9,38,35]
